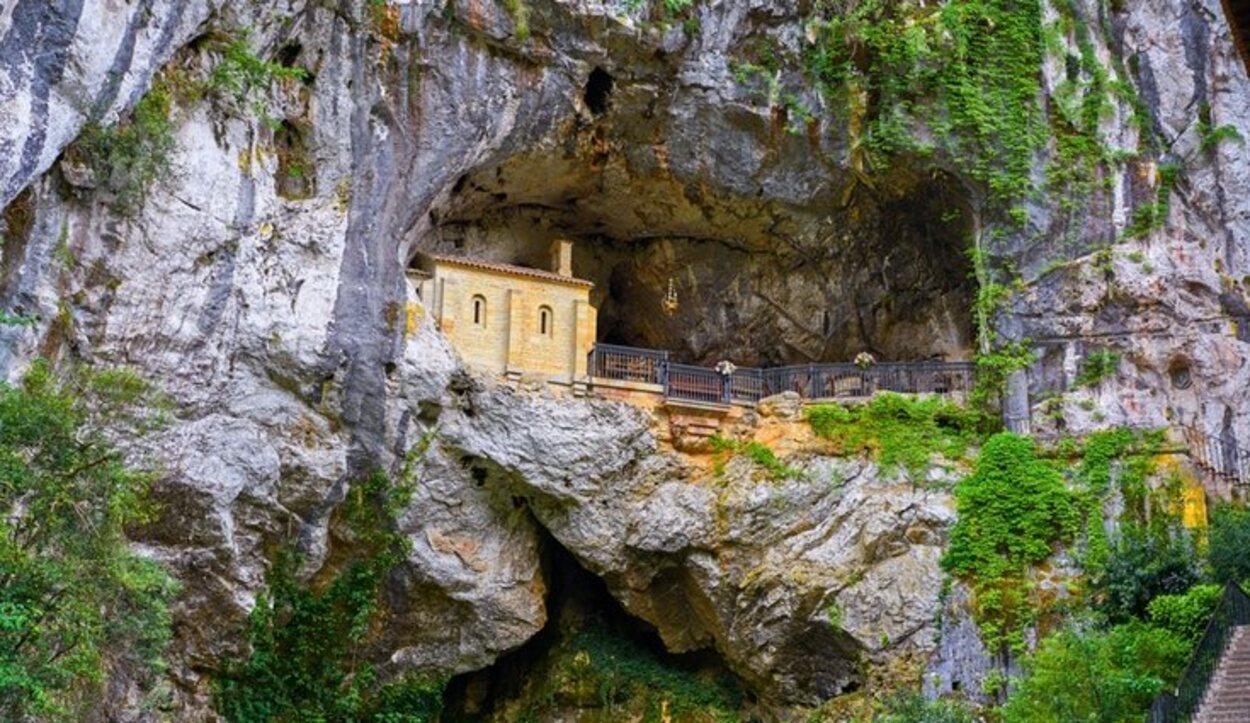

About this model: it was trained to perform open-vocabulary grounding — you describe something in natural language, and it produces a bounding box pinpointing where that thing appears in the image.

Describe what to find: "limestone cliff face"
[0,0,1248,718]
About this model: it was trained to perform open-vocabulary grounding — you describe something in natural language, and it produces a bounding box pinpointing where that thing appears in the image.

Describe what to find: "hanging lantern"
[662,278,679,316]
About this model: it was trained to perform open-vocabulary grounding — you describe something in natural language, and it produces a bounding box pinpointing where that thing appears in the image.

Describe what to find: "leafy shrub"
[942,433,1079,649]
[71,84,176,213]
[806,393,985,476]
[1092,522,1200,624]
[873,693,975,722]
[550,627,742,722]
[0,360,176,720]
[1147,584,1222,642]
[215,456,444,722]
[1208,504,1250,586]
[1002,621,1188,723]
[1074,348,1120,388]
[207,34,309,104]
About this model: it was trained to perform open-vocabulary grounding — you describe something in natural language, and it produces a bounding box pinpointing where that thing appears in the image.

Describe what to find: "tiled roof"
[420,253,594,288]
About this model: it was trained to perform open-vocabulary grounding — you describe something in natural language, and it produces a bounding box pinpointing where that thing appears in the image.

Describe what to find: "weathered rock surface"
[437,382,958,704]
[1,0,1250,717]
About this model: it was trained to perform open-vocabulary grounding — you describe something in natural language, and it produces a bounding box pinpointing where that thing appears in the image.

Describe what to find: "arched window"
[472,295,486,327]
[538,306,553,336]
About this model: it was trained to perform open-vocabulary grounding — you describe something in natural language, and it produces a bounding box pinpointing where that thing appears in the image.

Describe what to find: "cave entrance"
[441,533,750,721]
[418,146,976,368]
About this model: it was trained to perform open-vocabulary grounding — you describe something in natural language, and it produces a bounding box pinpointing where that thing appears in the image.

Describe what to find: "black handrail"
[1147,582,1250,722]
[586,344,974,406]
[1181,425,1250,487]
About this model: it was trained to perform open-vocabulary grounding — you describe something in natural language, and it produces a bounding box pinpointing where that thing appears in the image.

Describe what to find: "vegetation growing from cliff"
[1001,620,1189,722]
[708,435,799,481]
[806,393,985,477]
[522,625,743,722]
[216,449,444,722]
[69,81,177,214]
[0,360,176,721]
[207,33,310,107]
[942,433,1079,650]
[804,0,1048,205]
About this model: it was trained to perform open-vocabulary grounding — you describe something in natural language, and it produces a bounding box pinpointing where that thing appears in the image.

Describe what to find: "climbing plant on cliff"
[805,0,1047,206]
[0,360,177,721]
[942,433,1079,651]
[215,443,444,722]
[806,392,986,477]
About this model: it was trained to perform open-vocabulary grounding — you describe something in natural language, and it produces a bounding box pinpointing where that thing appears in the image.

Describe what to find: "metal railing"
[587,344,974,406]
[1181,425,1250,487]
[1148,583,1250,722]
[665,363,726,405]
[588,343,669,386]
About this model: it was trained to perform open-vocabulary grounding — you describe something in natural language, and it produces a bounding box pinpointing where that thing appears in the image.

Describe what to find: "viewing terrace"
[587,343,975,408]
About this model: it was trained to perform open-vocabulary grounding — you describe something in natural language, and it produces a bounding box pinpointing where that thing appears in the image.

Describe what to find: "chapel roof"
[420,253,595,288]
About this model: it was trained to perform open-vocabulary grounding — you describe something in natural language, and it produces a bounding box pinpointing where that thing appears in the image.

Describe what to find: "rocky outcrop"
[436,383,957,705]
[2,0,1250,717]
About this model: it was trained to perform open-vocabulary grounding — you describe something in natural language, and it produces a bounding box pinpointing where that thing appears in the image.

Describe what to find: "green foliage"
[1073,348,1119,388]
[216,448,444,722]
[1197,102,1244,152]
[0,311,36,327]
[549,626,742,722]
[971,341,1035,411]
[1001,621,1189,722]
[1147,583,1222,643]
[1208,504,1250,586]
[873,692,975,723]
[1124,162,1180,239]
[825,600,843,629]
[806,393,985,477]
[0,360,176,721]
[1092,521,1200,624]
[942,433,1079,650]
[207,33,309,104]
[708,435,799,481]
[72,83,176,214]
[501,0,531,41]
[805,0,1048,205]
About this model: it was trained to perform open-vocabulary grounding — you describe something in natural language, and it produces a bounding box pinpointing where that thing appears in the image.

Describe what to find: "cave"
[583,67,614,116]
[415,150,975,367]
[441,533,751,721]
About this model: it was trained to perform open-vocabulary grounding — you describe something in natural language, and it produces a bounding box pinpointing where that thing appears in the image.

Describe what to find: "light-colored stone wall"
[421,260,595,383]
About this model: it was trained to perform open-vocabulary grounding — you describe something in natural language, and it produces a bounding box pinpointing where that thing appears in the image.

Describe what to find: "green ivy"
[806,392,986,477]
[805,0,1049,206]
[942,433,1080,651]
[215,445,444,722]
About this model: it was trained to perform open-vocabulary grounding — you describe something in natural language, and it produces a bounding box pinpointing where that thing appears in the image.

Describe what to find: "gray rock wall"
[2,0,1249,716]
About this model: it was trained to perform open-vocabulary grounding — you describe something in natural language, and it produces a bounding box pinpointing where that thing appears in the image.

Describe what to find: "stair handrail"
[1148,582,1250,722]
[1179,424,1250,487]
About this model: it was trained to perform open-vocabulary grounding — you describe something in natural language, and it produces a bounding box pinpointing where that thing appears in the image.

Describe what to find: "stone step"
[1193,625,1250,723]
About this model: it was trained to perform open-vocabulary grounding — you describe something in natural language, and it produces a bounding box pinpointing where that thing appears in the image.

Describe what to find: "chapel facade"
[408,240,597,390]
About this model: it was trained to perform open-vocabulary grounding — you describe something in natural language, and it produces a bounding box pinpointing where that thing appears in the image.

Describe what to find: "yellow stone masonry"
[409,241,597,389]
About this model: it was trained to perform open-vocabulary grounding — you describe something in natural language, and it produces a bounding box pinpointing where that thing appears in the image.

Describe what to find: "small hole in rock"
[584,67,613,115]
[276,41,303,68]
